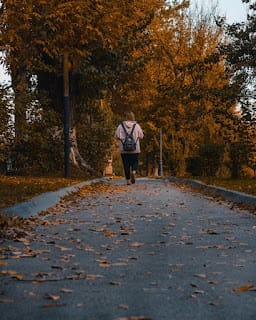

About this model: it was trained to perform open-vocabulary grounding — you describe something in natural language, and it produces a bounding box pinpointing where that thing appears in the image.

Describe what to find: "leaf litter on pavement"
[0,180,256,317]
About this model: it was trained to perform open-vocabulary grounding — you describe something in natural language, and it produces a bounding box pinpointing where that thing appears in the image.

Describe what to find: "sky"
[191,0,248,23]
[0,0,249,84]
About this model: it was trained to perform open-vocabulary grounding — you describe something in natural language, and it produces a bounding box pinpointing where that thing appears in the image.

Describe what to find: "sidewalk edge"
[2,177,109,218]
[168,177,256,208]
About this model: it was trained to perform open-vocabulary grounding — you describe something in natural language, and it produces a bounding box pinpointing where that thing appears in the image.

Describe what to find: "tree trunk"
[11,68,28,142]
[70,127,93,173]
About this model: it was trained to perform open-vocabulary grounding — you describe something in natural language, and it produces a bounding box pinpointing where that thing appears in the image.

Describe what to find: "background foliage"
[0,0,255,178]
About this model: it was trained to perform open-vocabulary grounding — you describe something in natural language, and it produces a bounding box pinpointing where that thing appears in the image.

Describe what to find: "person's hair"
[124,111,135,121]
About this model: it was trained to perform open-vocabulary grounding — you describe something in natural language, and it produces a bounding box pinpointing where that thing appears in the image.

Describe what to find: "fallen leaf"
[109,281,121,286]
[234,285,254,292]
[105,231,116,237]
[207,229,218,235]
[45,293,61,301]
[12,273,25,280]
[55,245,71,252]
[115,317,153,320]
[0,260,7,266]
[86,274,104,280]
[0,298,14,303]
[194,274,207,279]
[98,260,111,268]
[118,304,129,310]
[51,265,64,270]
[112,262,128,267]
[60,288,73,293]
[1,270,18,276]
[129,242,144,248]
[42,303,66,308]
[193,289,205,294]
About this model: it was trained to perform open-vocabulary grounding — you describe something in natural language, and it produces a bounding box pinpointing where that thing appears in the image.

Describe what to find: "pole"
[63,52,70,178]
[159,128,163,176]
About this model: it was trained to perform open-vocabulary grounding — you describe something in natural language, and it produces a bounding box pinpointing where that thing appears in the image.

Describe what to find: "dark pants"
[121,153,139,180]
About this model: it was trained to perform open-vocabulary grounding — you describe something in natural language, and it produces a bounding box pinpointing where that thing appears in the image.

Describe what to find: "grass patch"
[0,175,84,210]
[197,177,256,196]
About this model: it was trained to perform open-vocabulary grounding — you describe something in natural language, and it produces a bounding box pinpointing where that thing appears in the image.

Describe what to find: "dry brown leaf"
[207,229,218,235]
[16,238,31,245]
[96,227,105,232]
[86,274,104,280]
[1,270,17,276]
[54,245,71,252]
[12,273,25,280]
[118,304,129,310]
[234,285,254,292]
[45,293,61,301]
[129,242,144,248]
[60,288,73,293]
[115,317,152,320]
[51,265,63,270]
[0,260,7,266]
[42,303,66,308]
[98,260,111,268]
[0,298,14,303]
[194,274,207,279]
[193,289,205,294]
[109,281,121,286]
[105,231,116,237]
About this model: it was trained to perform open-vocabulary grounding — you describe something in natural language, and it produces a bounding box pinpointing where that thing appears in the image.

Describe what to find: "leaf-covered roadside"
[0,181,120,235]
[0,175,83,210]
[198,177,256,196]
[0,179,255,318]
[1,176,255,211]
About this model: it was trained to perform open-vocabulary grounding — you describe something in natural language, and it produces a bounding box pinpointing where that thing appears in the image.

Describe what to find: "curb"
[2,178,109,219]
[168,177,256,208]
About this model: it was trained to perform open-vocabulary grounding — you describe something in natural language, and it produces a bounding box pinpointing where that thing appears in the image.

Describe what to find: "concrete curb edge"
[168,177,256,208]
[2,177,110,218]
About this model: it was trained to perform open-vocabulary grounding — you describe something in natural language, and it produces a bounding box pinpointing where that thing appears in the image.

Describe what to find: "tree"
[139,2,237,176]
[0,84,12,172]
[0,0,165,175]
[222,0,256,122]
[218,0,256,177]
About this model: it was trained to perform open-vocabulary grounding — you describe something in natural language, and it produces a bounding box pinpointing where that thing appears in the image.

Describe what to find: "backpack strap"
[130,123,136,136]
[121,122,136,135]
[121,122,128,136]
[120,122,137,147]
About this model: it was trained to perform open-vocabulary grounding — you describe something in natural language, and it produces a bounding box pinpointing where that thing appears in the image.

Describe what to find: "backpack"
[121,122,137,152]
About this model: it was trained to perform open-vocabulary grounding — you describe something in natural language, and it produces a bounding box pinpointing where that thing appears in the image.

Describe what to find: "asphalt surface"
[0,178,256,320]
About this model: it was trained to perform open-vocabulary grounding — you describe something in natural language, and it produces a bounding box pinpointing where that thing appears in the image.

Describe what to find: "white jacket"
[115,121,144,154]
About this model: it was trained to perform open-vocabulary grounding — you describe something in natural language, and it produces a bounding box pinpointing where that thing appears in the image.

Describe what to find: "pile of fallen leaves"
[45,181,124,212]
[0,175,84,236]
[0,181,123,239]
[0,212,33,240]
[0,213,25,230]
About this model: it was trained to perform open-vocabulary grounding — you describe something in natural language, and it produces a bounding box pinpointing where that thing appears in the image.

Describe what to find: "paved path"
[0,178,256,320]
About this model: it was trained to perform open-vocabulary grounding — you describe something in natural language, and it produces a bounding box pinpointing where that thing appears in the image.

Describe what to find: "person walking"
[115,111,144,185]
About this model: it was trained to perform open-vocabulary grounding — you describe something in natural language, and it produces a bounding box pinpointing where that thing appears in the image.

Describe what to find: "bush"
[77,102,115,175]
[186,143,224,176]
[11,109,63,176]
[229,142,248,179]
[186,156,202,176]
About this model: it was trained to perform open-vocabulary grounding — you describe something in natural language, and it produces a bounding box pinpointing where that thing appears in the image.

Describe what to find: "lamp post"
[63,52,70,178]
[159,128,163,176]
